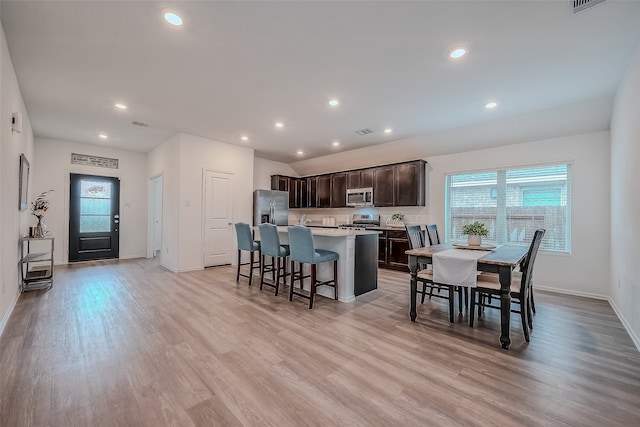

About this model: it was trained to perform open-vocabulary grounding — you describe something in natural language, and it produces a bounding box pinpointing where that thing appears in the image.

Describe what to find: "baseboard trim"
[178,266,203,273]
[0,290,20,338]
[536,285,639,352]
[608,298,640,352]
[161,263,179,273]
[535,285,609,300]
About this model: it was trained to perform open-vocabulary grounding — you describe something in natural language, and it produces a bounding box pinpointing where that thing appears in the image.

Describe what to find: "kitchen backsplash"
[288,206,430,226]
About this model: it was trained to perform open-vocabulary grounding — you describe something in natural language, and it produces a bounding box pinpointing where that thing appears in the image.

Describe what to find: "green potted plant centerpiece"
[461,220,489,246]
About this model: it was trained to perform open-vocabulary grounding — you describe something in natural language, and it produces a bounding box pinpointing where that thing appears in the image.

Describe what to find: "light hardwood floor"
[1,258,639,426]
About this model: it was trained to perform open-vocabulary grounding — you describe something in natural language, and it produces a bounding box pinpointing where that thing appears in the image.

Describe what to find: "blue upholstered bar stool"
[234,222,261,286]
[257,223,290,296]
[287,225,339,309]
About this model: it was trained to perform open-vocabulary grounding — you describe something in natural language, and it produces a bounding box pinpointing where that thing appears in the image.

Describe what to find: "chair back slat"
[426,224,440,246]
[288,226,315,263]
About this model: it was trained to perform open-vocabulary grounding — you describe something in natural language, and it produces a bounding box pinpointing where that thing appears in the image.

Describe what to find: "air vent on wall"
[355,128,374,135]
[132,121,149,127]
[572,0,606,13]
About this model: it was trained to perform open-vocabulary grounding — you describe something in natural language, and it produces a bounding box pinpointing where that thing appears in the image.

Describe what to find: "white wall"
[147,134,181,271]
[426,132,610,297]
[33,138,148,264]
[253,157,298,190]
[178,133,254,271]
[149,133,255,272]
[0,21,35,333]
[610,40,640,348]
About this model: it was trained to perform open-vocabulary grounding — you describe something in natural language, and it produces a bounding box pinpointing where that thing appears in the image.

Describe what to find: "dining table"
[406,243,529,349]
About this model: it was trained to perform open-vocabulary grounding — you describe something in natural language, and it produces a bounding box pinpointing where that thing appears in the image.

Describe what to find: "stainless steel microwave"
[346,187,374,207]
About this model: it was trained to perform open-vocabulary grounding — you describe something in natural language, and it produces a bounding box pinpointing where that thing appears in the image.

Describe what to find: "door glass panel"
[79,180,112,233]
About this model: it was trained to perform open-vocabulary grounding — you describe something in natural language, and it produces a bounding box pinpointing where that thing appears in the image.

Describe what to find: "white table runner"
[433,249,487,287]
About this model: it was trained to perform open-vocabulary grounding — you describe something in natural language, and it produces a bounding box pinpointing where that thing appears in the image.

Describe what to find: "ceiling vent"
[132,121,149,127]
[572,0,607,13]
[355,128,374,135]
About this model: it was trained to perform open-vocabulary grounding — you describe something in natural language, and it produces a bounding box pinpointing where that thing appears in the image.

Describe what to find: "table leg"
[499,266,512,349]
[409,255,418,322]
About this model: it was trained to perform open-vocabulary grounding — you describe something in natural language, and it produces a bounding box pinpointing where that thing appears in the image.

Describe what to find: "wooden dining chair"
[405,225,457,322]
[469,229,545,342]
[423,223,467,312]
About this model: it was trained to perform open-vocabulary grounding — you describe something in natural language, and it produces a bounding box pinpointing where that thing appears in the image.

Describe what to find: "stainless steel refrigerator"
[253,190,289,226]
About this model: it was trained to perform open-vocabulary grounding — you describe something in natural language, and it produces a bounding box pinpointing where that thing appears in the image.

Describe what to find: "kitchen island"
[269,227,379,302]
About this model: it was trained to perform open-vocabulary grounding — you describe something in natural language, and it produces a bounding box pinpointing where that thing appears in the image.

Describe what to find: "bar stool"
[234,222,261,286]
[287,225,338,309]
[257,223,290,296]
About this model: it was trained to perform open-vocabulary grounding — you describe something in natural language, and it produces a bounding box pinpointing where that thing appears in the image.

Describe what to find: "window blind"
[445,164,571,253]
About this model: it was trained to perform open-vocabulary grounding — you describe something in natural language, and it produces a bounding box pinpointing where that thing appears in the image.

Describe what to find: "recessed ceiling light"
[332,141,340,146]
[383,128,393,134]
[275,122,284,128]
[297,150,304,155]
[115,103,127,110]
[164,12,183,26]
[328,99,340,107]
[241,136,249,141]
[98,134,108,139]
[449,48,467,59]
[485,101,498,109]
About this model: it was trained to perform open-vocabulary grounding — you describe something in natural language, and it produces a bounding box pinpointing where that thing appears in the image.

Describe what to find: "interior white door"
[203,170,234,267]
[153,176,163,253]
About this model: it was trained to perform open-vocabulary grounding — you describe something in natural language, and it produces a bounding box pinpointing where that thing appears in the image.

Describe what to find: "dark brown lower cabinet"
[378,229,409,271]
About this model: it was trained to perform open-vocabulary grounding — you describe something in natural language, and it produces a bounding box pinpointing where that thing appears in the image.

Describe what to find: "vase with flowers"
[30,190,53,238]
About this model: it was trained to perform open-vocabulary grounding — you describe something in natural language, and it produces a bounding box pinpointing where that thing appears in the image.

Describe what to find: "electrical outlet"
[618,278,621,289]
[166,247,169,254]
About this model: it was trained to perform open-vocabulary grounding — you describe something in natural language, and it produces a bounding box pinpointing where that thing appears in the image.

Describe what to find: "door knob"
[114,220,119,223]
[114,214,120,219]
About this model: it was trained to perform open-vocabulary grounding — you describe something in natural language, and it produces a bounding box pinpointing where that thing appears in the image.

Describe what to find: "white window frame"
[444,162,572,254]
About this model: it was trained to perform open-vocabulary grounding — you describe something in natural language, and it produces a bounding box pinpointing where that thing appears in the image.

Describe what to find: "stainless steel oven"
[346,187,374,207]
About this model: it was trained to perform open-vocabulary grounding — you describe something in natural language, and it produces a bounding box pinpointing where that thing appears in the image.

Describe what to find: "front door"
[203,170,233,267]
[69,173,120,262]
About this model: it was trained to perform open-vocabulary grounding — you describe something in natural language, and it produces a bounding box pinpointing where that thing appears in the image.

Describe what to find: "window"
[445,164,571,253]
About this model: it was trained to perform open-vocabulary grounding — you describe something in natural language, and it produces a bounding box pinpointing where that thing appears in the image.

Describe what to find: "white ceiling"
[2,1,640,164]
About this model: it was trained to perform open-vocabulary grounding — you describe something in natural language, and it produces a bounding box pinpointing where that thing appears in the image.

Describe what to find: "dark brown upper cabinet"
[346,171,360,189]
[299,178,308,208]
[307,177,318,208]
[373,166,395,207]
[289,178,299,208]
[317,175,332,208]
[360,169,374,187]
[331,173,347,207]
[346,169,374,189]
[394,161,426,206]
[271,175,289,192]
[270,159,425,209]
